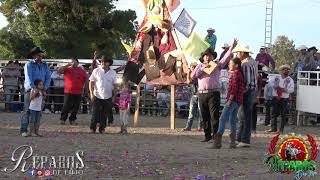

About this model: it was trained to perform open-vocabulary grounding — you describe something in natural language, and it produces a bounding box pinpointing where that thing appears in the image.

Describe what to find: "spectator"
[21,47,51,137]
[205,28,217,51]
[294,45,308,72]
[233,44,258,148]
[263,80,273,126]
[219,43,233,69]
[144,84,156,116]
[304,46,317,70]
[255,47,275,70]
[183,63,203,131]
[89,57,116,133]
[51,65,64,113]
[191,39,237,143]
[58,58,88,125]
[266,64,294,134]
[156,85,171,117]
[211,58,245,149]
[2,60,21,112]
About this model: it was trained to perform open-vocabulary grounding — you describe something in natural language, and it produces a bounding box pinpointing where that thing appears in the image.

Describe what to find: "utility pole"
[264,0,274,48]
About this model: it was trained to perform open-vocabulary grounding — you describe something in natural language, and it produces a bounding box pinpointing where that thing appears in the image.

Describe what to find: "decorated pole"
[170,84,175,129]
[134,84,141,128]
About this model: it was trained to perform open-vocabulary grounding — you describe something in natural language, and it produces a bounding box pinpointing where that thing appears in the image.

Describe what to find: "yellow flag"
[121,41,133,55]
[182,32,210,62]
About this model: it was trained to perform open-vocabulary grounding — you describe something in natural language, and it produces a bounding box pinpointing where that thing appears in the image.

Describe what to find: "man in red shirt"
[58,58,88,125]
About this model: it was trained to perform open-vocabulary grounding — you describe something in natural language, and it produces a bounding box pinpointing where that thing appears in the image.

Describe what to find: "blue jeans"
[237,89,257,144]
[30,110,41,125]
[217,101,240,135]
[20,91,31,133]
[185,95,203,129]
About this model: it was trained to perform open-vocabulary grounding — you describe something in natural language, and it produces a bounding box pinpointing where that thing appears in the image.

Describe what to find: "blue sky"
[1,0,319,56]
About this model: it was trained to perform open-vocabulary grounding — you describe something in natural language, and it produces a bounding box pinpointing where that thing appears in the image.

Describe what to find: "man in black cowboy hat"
[20,47,52,137]
[89,56,116,134]
[191,39,237,143]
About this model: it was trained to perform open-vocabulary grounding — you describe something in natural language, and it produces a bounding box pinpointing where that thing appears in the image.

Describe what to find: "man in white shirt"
[51,66,64,113]
[89,57,116,133]
[266,64,294,134]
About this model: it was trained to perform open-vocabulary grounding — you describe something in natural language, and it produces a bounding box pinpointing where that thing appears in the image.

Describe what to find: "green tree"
[0,0,137,59]
[270,36,297,69]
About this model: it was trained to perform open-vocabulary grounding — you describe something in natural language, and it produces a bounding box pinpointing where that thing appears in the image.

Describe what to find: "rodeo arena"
[0,0,320,180]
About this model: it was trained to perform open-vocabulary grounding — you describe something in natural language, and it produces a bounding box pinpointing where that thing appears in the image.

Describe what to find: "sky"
[0,0,319,56]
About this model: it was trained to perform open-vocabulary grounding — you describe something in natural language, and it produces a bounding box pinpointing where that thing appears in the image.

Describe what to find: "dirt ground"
[0,112,319,180]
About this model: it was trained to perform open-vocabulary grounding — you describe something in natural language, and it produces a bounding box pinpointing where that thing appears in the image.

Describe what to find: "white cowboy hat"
[232,44,253,54]
[279,64,292,71]
[222,43,230,49]
[297,45,308,51]
[207,28,215,32]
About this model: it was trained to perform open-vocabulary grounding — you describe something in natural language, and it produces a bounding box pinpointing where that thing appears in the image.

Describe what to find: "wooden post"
[134,84,141,128]
[170,84,175,130]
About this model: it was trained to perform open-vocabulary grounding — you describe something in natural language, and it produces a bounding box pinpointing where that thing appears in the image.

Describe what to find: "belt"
[198,89,220,94]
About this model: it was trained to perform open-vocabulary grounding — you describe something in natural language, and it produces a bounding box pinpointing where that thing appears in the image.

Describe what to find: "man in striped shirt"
[233,45,258,148]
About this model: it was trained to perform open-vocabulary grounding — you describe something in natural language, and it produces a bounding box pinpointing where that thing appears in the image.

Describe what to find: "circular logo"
[278,137,308,161]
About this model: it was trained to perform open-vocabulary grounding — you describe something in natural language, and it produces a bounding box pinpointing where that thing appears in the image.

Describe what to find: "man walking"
[58,58,88,125]
[89,57,116,133]
[21,47,51,137]
[233,45,258,148]
[191,39,237,142]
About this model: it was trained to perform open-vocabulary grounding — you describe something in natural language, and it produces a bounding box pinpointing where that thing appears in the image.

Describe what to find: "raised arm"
[58,63,71,74]
[219,38,238,68]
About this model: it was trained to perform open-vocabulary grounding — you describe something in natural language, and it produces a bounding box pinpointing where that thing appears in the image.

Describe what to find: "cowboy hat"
[156,20,171,32]
[279,64,291,71]
[27,47,44,59]
[308,46,318,52]
[139,22,153,33]
[232,45,253,54]
[145,47,157,64]
[199,48,217,63]
[297,45,308,51]
[207,28,215,32]
[222,43,230,49]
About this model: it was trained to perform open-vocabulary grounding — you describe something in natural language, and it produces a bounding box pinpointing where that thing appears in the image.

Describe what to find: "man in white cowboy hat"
[266,64,294,134]
[294,45,308,72]
[219,43,233,69]
[232,44,258,148]
[205,27,217,51]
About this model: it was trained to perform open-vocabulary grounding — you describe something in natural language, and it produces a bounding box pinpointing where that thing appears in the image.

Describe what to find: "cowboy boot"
[34,123,42,137]
[123,125,128,135]
[28,123,35,137]
[229,134,237,149]
[118,125,124,134]
[208,133,222,149]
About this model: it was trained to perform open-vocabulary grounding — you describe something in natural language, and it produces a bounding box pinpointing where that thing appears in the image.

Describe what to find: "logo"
[264,134,319,179]
[3,145,85,176]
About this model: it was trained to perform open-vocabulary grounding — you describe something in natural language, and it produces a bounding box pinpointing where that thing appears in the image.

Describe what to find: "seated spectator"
[255,47,275,70]
[2,61,21,112]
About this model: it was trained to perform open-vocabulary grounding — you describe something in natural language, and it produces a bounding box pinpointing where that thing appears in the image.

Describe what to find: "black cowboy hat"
[199,48,217,63]
[27,47,44,59]
[101,56,113,66]
[308,46,317,52]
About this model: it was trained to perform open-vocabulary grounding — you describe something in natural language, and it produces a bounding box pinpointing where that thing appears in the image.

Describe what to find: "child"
[210,58,245,149]
[28,79,45,137]
[118,83,132,134]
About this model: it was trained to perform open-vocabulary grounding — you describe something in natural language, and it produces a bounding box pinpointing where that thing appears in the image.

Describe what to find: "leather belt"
[198,89,220,94]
